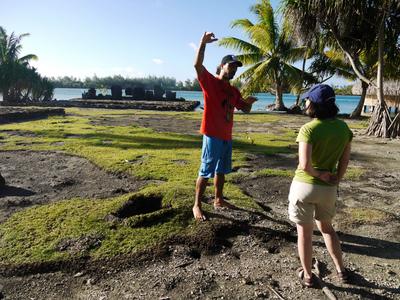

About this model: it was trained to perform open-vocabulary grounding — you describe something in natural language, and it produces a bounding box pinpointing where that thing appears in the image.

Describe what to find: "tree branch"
[329,29,375,87]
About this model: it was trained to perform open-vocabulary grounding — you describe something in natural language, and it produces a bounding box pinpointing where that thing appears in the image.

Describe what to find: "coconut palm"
[0,26,45,102]
[311,49,381,118]
[219,0,312,111]
[282,0,400,137]
[282,17,328,110]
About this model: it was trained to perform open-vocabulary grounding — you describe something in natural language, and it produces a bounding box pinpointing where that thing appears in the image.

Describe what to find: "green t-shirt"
[294,118,353,186]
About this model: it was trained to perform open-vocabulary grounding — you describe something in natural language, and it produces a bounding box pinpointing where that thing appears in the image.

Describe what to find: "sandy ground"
[0,112,399,299]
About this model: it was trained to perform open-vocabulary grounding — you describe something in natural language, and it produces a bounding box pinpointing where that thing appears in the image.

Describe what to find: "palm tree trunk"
[366,12,398,138]
[3,89,11,102]
[331,30,375,88]
[274,84,285,111]
[295,57,307,106]
[350,81,368,118]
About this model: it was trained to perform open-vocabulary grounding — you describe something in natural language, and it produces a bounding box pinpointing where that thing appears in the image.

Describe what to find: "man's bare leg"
[193,176,208,220]
[214,173,235,208]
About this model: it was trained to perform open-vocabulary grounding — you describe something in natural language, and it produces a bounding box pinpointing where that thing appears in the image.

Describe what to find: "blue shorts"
[198,135,232,178]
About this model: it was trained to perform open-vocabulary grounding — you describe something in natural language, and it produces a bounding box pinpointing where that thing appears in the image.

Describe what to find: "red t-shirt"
[198,69,246,141]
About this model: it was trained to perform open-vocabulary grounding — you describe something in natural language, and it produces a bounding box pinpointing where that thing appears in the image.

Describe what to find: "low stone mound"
[0,107,65,124]
[1,99,201,112]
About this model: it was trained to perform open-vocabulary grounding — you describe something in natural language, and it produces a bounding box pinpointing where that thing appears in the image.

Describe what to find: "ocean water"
[53,88,360,114]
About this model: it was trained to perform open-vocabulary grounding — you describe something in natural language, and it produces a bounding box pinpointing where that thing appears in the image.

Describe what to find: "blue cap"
[301,84,335,104]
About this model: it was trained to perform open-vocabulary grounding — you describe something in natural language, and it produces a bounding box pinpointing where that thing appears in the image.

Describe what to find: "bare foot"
[193,205,207,221]
[214,198,237,210]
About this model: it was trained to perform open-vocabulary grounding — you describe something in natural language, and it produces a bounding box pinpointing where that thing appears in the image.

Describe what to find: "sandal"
[297,267,318,288]
[337,268,350,283]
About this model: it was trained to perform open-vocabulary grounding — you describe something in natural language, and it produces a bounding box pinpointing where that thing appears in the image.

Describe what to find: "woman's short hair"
[306,100,339,119]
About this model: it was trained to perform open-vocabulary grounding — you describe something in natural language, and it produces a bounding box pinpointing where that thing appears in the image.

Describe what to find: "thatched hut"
[352,80,400,115]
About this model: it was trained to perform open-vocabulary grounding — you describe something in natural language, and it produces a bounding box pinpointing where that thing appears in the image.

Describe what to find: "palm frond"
[237,58,279,96]
[236,53,268,67]
[251,0,278,50]
[218,37,260,55]
[18,54,38,63]
[231,19,255,34]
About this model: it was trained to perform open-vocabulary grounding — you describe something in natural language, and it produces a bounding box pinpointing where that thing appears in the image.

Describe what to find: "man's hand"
[240,96,257,113]
[195,32,217,76]
[201,32,218,44]
[243,96,258,105]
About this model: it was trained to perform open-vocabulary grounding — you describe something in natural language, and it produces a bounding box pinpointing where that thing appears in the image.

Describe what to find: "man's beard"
[224,72,236,80]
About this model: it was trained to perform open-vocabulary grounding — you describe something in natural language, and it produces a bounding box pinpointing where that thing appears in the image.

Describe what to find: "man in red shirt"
[193,31,257,220]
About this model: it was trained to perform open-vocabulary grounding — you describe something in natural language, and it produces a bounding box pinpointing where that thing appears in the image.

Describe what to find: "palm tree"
[311,49,379,118]
[219,0,311,111]
[0,26,38,101]
[282,0,400,137]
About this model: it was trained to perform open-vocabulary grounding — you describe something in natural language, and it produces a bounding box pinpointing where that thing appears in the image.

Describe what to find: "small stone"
[242,277,253,285]
[73,272,84,277]
[387,270,396,276]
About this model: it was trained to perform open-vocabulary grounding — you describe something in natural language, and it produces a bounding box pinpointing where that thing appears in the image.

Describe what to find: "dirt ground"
[0,112,399,300]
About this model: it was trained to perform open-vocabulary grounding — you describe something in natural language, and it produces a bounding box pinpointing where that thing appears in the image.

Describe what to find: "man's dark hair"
[306,100,339,119]
[216,65,221,75]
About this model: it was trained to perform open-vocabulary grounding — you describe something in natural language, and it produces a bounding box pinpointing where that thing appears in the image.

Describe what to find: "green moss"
[344,207,394,225]
[344,167,364,181]
[0,186,196,264]
[254,168,294,178]
[228,168,293,183]
[0,109,299,266]
[347,120,369,129]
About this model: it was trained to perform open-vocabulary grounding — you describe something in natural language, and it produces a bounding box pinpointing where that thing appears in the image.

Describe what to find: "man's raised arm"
[194,32,218,77]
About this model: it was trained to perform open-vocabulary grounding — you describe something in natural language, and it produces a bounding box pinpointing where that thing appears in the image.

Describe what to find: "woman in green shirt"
[288,84,353,287]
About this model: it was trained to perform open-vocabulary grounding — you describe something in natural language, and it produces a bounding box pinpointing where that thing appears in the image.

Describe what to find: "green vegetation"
[343,207,395,225]
[333,85,353,96]
[49,75,203,91]
[0,109,295,265]
[228,168,294,184]
[344,167,364,181]
[347,120,369,130]
[0,26,53,102]
[282,0,400,137]
[219,0,312,110]
[0,109,370,265]
[0,186,197,264]
[49,75,248,92]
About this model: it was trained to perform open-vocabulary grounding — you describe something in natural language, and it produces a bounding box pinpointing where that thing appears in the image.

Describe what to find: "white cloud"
[189,42,197,51]
[152,58,164,65]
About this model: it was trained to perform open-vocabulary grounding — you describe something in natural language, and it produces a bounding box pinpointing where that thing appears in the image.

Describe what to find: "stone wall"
[1,99,201,112]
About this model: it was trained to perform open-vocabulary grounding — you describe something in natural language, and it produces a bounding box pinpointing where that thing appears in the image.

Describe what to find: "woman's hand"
[318,172,338,185]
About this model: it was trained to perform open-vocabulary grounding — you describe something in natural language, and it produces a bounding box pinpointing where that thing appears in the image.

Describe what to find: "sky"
[1,0,349,85]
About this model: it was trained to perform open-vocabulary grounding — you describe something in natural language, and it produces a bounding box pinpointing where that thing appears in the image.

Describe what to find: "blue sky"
[1,0,348,85]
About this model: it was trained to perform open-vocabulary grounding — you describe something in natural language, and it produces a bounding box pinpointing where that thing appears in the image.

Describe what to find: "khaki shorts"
[288,180,337,224]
